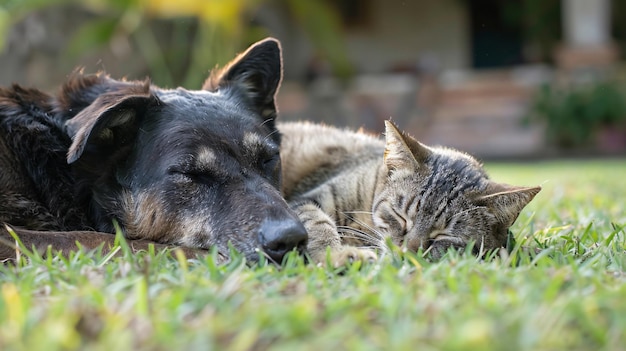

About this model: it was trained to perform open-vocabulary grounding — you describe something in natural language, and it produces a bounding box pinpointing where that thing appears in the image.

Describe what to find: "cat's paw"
[331,247,377,268]
[312,246,378,268]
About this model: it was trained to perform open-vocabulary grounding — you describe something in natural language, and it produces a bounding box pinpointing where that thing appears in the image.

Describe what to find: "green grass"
[1,160,625,351]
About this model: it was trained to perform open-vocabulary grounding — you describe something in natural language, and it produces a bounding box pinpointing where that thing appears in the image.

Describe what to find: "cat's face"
[372,122,540,259]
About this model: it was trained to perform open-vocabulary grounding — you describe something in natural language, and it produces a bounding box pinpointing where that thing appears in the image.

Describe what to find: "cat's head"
[372,121,540,259]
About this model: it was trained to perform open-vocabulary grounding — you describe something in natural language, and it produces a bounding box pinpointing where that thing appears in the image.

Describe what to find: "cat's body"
[279,121,541,265]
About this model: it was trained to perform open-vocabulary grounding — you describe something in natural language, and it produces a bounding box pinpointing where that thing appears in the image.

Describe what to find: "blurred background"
[0,0,625,159]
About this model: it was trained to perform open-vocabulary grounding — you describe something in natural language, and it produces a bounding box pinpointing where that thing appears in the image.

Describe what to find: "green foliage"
[284,0,352,79]
[1,160,625,350]
[0,0,352,87]
[527,82,626,148]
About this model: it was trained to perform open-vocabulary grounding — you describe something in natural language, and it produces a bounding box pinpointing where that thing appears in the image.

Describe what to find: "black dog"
[0,38,307,262]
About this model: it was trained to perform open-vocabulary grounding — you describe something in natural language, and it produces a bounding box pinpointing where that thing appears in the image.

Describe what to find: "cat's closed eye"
[374,200,407,234]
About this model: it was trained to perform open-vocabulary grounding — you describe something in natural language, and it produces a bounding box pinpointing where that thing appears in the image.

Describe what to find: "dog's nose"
[258,219,308,263]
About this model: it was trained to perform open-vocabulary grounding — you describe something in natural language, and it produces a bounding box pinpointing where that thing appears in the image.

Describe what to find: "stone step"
[419,118,544,158]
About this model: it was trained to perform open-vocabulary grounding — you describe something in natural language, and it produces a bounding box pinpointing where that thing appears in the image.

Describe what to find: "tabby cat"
[279,121,541,266]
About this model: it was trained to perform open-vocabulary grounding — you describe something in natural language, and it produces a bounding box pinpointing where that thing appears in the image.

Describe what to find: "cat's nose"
[406,237,427,252]
[258,218,308,263]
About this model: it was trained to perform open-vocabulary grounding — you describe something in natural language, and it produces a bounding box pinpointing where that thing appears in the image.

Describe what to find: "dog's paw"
[311,246,377,268]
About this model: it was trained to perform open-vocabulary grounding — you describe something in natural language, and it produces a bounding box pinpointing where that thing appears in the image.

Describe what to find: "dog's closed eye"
[167,166,222,186]
[261,153,280,173]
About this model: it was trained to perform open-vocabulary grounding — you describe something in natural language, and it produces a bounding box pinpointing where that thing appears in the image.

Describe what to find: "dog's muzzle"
[258,218,307,263]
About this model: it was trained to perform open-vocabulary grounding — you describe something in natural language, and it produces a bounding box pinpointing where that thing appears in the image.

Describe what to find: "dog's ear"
[65,82,157,164]
[203,38,283,121]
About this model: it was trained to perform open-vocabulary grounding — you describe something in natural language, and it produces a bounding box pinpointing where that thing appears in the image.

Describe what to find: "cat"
[278,121,541,266]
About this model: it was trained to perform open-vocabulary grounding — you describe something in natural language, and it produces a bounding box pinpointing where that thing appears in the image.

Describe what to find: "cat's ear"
[202,38,282,122]
[383,120,430,172]
[475,183,541,226]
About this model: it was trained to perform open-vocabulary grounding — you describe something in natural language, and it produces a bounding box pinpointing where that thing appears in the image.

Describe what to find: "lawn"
[1,159,625,351]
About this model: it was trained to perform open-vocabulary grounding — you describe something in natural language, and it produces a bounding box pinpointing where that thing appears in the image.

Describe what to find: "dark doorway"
[469,0,525,68]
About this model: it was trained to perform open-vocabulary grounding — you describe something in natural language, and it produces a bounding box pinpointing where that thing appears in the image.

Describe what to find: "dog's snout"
[258,219,307,263]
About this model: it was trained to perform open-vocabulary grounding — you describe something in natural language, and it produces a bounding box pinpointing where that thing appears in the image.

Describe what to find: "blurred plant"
[527,81,626,148]
[0,0,352,87]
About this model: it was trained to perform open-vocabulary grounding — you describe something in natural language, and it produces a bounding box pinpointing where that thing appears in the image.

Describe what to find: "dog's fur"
[0,38,307,262]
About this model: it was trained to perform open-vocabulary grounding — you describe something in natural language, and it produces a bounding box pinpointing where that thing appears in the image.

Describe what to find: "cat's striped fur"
[279,121,541,266]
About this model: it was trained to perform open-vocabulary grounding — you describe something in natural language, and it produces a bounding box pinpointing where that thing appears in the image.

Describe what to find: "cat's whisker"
[340,213,385,241]
[341,242,385,254]
[341,211,389,255]
[341,225,386,249]
[338,232,382,247]
[337,227,380,243]
[337,226,387,250]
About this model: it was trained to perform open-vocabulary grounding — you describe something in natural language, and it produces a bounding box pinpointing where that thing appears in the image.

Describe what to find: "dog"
[0,38,307,263]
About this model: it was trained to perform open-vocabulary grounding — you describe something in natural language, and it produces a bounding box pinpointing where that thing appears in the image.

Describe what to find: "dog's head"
[62,38,307,262]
